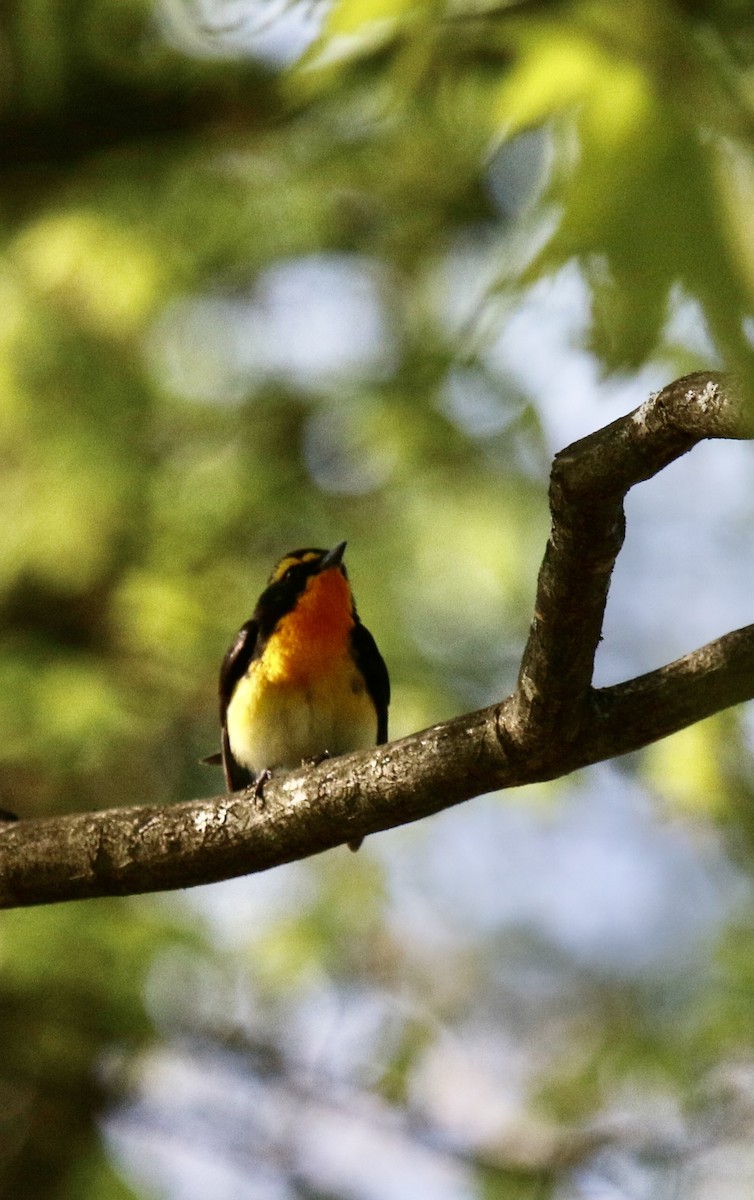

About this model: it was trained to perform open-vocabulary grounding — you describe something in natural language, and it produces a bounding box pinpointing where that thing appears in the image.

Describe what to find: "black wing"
[351,621,390,743]
[219,619,259,721]
[219,619,259,792]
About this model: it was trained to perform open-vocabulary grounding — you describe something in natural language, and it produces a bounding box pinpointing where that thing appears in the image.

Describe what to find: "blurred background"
[3,1,754,1197]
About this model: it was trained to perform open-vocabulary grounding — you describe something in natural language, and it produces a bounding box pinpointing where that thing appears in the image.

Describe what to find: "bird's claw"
[302,750,331,768]
[251,769,272,810]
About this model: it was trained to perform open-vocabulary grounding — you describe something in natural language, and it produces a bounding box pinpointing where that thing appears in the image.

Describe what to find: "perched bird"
[213,542,389,851]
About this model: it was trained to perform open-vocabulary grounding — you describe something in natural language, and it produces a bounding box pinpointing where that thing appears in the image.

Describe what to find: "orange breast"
[261,568,354,685]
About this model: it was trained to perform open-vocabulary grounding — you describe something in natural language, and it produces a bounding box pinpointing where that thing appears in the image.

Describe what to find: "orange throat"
[262,569,354,684]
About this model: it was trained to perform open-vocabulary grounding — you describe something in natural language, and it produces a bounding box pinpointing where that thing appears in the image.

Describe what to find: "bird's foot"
[302,750,331,768]
[251,769,271,810]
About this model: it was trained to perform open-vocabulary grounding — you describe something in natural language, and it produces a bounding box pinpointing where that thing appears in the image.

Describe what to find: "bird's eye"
[282,566,297,582]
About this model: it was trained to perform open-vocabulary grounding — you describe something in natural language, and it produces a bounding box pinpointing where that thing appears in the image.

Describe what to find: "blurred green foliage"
[3,0,754,1197]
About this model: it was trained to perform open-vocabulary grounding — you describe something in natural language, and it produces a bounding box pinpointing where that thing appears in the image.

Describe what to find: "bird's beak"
[319,541,347,571]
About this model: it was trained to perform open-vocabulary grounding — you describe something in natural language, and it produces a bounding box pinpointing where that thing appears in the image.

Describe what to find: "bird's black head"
[254,542,351,634]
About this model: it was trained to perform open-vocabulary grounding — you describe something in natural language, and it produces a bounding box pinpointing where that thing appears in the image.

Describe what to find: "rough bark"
[1,372,753,908]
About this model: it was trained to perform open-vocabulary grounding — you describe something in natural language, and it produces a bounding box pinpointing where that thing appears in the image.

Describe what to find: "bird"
[211,542,389,851]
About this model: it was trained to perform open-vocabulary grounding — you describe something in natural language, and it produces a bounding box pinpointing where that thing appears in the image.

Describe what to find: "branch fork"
[2,372,753,907]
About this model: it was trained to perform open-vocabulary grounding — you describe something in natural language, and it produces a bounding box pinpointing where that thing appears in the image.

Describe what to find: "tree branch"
[2,372,752,909]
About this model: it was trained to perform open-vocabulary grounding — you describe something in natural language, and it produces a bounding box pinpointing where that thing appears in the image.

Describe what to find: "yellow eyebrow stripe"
[269,550,320,583]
